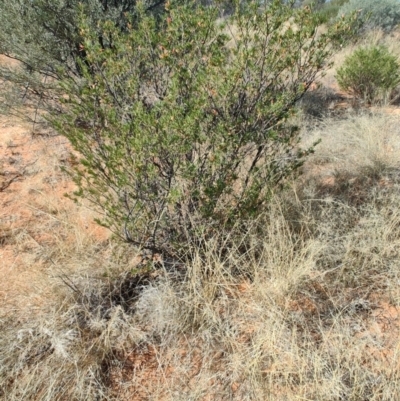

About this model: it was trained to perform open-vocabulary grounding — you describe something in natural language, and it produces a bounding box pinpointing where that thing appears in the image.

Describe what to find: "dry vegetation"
[1,30,400,401]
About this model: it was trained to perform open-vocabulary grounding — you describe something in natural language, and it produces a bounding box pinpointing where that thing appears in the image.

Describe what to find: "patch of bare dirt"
[0,115,109,313]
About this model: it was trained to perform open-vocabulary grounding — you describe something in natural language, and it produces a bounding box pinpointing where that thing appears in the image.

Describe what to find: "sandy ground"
[0,115,109,314]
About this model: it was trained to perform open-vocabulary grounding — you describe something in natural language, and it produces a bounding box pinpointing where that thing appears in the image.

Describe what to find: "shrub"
[338,0,400,32]
[336,45,400,104]
[45,0,356,260]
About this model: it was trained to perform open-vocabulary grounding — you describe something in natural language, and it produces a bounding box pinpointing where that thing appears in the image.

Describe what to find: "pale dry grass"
[2,183,400,400]
[101,111,400,400]
[103,188,400,400]
[303,111,400,176]
[0,193,142,400]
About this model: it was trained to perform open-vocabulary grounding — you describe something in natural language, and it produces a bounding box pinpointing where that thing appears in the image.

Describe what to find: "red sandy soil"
[0,114,109,313]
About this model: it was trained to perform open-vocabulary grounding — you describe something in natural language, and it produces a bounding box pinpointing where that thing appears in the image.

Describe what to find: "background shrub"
[338,0,400,32]
[313,0,350,24]
[336,45,400,104]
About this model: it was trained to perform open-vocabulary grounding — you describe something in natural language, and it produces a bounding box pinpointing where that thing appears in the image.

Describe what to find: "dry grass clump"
[302,111,400,183]
[0,223,148,401]
[0,267,145,400]
[4,181,400,400]
[109,186,400,400]
[0,116,126,400]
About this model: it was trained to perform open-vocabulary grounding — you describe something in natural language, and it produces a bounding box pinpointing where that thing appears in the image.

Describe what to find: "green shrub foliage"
[0,0,355,258]
[46,0,355,258]
[338,0,400,32]
[336,45,400,104]
[0,0,165,76]
[0,0,167,119]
